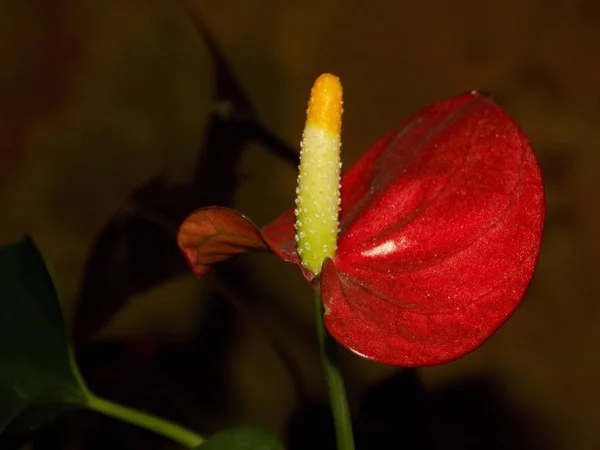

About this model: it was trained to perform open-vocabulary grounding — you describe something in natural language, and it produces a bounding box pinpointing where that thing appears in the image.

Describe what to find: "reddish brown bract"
[178,91,545,366]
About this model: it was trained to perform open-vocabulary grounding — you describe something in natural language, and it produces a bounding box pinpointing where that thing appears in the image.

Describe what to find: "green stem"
[315,287,355,450]
[86,394,205,449]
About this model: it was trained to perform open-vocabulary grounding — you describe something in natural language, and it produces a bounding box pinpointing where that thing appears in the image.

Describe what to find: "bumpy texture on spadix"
[295,74,343,275]
[177,91,545,367]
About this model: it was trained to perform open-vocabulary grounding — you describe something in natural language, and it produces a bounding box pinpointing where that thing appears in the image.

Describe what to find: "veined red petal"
[177,207,268,276]
[176,205,318,283]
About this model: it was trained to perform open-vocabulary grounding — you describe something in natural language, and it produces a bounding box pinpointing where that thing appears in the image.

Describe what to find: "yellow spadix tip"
[306,73,343,135]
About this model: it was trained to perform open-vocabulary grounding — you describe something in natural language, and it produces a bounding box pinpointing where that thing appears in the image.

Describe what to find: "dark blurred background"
[1,0,598,449]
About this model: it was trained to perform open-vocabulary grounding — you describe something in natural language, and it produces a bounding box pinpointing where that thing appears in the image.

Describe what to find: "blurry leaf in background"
[198,426,284,450]
[0,237,89,445]
[71,9,297,346]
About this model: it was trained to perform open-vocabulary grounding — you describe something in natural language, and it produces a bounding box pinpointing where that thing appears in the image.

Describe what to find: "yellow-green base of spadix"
[295,125,341,275]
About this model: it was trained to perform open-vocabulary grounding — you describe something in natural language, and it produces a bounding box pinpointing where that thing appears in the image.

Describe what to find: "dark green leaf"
[0,237,89,442]
[198,426,284,450]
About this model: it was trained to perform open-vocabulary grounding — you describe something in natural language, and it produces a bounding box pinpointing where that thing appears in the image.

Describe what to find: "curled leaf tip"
[177,207,268,277]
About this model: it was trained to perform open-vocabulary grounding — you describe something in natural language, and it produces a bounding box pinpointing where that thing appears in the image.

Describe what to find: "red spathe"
[179,91,545,366]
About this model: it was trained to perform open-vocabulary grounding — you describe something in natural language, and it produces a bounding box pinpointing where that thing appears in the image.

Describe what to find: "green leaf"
[198,426,284,450]
[0,237,89,442]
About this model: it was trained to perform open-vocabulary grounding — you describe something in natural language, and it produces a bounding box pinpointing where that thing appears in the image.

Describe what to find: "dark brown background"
[1,0,598,449]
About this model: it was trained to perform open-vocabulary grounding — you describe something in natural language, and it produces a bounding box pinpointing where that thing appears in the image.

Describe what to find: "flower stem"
[315,287,355,450]
[86,394,205,449]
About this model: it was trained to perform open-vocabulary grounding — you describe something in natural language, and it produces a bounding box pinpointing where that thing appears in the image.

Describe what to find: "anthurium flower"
[177,77,544,366]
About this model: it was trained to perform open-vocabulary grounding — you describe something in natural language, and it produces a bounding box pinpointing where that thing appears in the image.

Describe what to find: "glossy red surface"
[178,91,545,366]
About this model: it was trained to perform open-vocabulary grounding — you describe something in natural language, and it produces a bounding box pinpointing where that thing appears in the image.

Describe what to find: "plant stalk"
[315,287,355,450]
[86,395,204,449]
